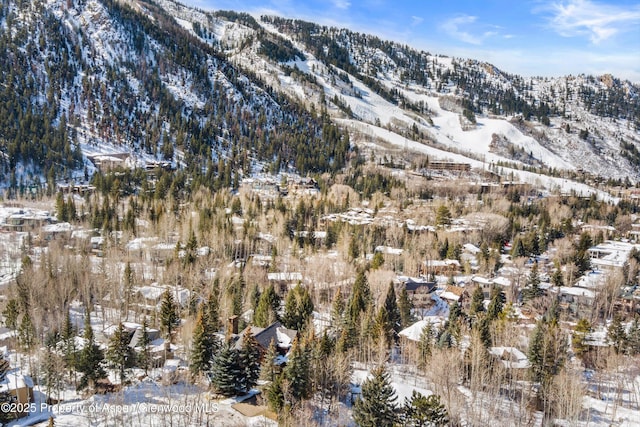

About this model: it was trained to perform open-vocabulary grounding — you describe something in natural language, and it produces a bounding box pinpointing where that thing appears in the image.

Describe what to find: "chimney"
[227,315,239,336]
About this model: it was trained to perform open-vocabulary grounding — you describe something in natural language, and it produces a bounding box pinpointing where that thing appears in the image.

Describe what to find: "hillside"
[0,0,638,194]
[0,0,349,195]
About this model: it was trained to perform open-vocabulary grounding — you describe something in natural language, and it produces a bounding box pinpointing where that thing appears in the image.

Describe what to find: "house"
[422,259,461,276]
[489,347,530,371]
[440,285,467,304]
[398,278,436,308]
[134,284,192,313]
[41,222,73,241]
[1,208,53,232]
[267,272,303,295]
[0,372,34,419]
[233,321,297,357]
[587,240,640,270]
[399,319,444,343]
[398,318,445,365]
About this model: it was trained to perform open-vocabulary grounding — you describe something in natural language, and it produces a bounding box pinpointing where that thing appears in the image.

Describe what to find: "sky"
[183,0,640,83]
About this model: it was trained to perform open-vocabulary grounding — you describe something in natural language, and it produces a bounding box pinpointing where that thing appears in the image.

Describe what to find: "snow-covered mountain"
[1,0,638,188]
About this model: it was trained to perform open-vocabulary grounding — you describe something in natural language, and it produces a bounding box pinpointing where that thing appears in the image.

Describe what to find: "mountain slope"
[0,0,349,193]
[247,15,640,181]
[0,0,638,192]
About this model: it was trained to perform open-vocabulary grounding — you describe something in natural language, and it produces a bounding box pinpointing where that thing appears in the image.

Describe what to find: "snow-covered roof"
[399,318,444,342]
[472,276,493,285]
[136,285,191,306]
[588,240,640,269]
[439,285,465,302]
[375,246,403,255]
[489,347,530,369]
[267,272,303,282]
[463,243,481,254]
[492,276,512,287]
[0,373,34,393]
[42,222,72,233]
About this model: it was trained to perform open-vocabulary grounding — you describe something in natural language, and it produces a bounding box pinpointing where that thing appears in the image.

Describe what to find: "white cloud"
[411,16,424,27]
[441,15,484,45]
[543,0,640,44]
[332,0,351,9]
[440,15,504,45]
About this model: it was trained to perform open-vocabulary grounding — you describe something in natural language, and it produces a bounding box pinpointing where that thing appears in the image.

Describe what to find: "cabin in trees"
[56,183,96,195]
[233,321,297,358]
[87,153,130,172]
[422,259,461,276]
[41,222,73,241]
[0,372,34,419]
[1,208,53,232]
[134,285,192,314]
[397,278,436,308]
[267,272,304,295]
[488,347,530,375]
[426,162,471,172]
[440,285,467,305]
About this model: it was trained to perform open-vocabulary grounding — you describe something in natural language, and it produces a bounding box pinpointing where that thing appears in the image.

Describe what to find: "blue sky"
[183,0,640,82]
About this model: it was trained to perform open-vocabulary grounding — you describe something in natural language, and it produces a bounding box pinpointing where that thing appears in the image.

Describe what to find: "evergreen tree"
[371,251,384,269]
[486,286,506,321]
[346,270,371,329]
[374,305,392,347]
[353,365,398,427]
[572,318,592,362]
[260,339,279,381]
[398,286,414,328]
[437,329,453,349]
[383,282,402,340]
[210,343,242,396]
[522,262,543,302]
[253,283,280,327]
[528,318,567,419]
[137,317,152,376]
[469,286,485,316]
[2,299,20,330]
[511,237,526,258]
[160,289,180,342]
[330,288,346,333]
[528,319,566,384]
[282,285,314,331]
[106,322,133,383]
[184,227,198,265]
[607,314,627,354]
[123,261,134,316]
[77,315,106,391]
[447,301,464,336]
[551,263,564,287]
[266,373,285,413]
[476,316,492,348]
[42,333,64,406]
[284,337,311,402]
[61,310,77,381]
[190,306,214,377]
[238,328,261,392]
[435,205,451,226]
[18,313,36,353]
[626,318,640,356]
[417,323,434,370]
[206,280,220,332]
[402,390,449,427]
